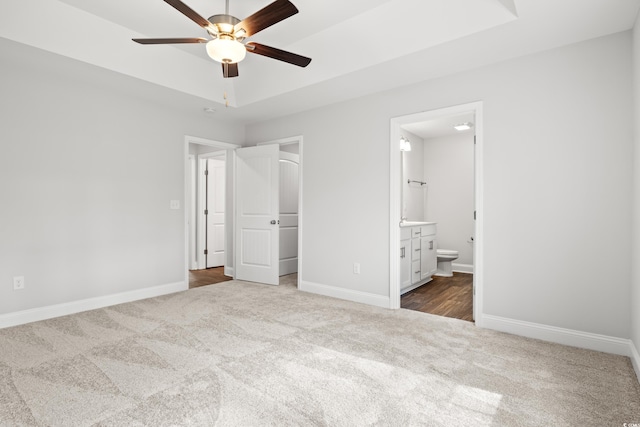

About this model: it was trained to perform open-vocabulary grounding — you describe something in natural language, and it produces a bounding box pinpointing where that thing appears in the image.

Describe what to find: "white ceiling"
[403,113,475,140]
[1,0,639,124]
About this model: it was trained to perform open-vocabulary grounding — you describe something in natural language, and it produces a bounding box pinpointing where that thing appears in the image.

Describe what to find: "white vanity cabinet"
[399,227,412,290]
[399,222,437,294]
[420,224,437,281]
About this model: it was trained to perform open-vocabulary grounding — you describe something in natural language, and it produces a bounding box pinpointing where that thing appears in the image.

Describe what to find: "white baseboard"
[0,281,187,329]
[401,278,432,295]
[482,314,633,357]
[224,266,234,278]
[279,258,298,276]
[452,263,474,274]
[631,340,640,384]
[299,280,390,309]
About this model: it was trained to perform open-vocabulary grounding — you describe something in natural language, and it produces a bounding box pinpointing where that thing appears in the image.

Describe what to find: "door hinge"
[474,135,477,144]
[474,210,476,220]
[204,249,208,255]
[204,169,209,176]
[204,209,208,215]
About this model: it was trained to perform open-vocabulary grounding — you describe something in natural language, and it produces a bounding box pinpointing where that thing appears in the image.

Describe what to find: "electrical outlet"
[170,200,180,210]
[353,263,360,274]
[13,276,25,290]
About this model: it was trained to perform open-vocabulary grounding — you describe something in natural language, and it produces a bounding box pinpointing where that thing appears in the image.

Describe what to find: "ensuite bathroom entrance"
[390,102,483,323]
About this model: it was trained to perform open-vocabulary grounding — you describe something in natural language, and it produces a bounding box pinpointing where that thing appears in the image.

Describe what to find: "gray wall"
[632,15,640,361]
[0,43,243,315]
[400,130,425,221]
[246,31,633,339]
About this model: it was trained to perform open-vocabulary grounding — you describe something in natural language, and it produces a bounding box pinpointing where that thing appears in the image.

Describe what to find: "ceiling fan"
[132,0,312,78]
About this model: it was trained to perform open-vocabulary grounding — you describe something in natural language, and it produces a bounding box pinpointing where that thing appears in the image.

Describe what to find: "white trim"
[188,154,197,270]
[184,136,241,285]
[483,314,633,356]
[299,280,390,309]
[473,105,484,325]
[452,263,474,274]
[631,340,640,384]
[186,135,239,150]
[0,281,186,329]
[401,278,433,295]
[224,266,234,278]
[389,102,484,324]
[389,121,401,309]
[256,135,302,147]
[297,138,304,288]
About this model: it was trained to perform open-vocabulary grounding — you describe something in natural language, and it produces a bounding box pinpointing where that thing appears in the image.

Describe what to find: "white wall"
[0,41,243,316]
[631,13,640,366]
[424,133,475,267]
[246,31,633,338]
[400,130,425,221]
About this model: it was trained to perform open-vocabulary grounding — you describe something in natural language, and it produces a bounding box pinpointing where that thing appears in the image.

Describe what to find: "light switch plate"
[170,200,180,210]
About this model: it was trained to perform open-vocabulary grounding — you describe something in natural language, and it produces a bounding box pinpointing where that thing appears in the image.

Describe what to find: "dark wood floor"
[189,267,233,289]
[401,273,474,322]
[190,267,473,322]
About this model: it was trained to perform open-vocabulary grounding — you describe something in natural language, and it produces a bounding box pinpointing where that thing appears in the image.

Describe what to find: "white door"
[235,144,280,285]
[206,157,225,267]
[279,152,299,276]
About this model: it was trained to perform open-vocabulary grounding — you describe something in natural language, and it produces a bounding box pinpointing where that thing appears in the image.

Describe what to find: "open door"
[206,157,226,267]
[235,144,280,285]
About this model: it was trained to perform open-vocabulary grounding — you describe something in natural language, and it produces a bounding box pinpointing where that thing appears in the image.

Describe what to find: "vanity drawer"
[411,238,421,261]
[412,260,421,284]
[412,227,422,238]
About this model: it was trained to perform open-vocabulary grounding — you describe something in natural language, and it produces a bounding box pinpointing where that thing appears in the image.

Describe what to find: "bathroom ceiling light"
[454,122,474,131]
[399,136,412,151]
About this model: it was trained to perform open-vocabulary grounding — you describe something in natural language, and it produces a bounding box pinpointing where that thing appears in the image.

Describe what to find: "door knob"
[270,220,276,224]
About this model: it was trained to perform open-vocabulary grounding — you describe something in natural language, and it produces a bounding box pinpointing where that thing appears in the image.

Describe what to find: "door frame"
[196,150,226,270]
[389,102,484,326]
[256,135,303,286]
[184,135,240,286]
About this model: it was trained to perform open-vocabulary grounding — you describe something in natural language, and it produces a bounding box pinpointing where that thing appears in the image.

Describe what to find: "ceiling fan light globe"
[206,38,246,63]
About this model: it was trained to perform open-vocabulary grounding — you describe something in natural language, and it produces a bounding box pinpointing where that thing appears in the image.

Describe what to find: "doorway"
[389,102,484,326]
[184,136,240,289]
[235,137,302,287]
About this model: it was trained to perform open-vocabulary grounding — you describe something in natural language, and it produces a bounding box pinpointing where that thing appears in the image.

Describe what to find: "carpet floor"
[1,277,639,426]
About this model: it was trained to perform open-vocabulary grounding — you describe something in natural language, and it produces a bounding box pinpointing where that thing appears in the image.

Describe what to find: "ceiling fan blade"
[164,0,214,31]
[235,0,298,37]
[222,63,239,78]
[246,42,311,67]
[132,37,208,44]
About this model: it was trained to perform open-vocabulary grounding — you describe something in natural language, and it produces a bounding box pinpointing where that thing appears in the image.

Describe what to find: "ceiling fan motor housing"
[208,14,241,37]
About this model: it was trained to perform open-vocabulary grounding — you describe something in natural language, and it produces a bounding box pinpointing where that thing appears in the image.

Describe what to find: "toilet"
[435,249,459,277]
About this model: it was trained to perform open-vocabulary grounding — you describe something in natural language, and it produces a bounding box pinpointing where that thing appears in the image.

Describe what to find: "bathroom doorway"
[389,102,484,325]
